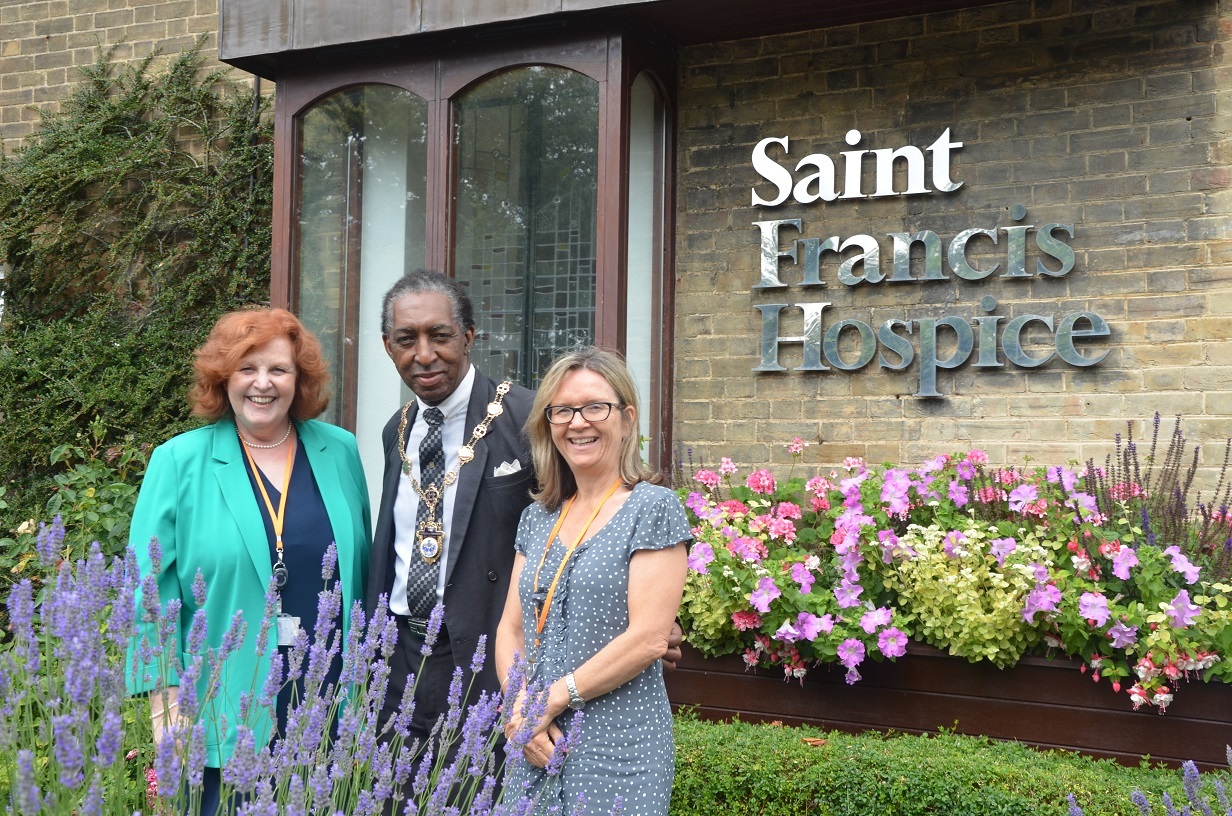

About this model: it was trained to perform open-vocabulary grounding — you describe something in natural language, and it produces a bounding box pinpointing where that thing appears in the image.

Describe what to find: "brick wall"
[673,0,1232,485]
[0,0,245,155]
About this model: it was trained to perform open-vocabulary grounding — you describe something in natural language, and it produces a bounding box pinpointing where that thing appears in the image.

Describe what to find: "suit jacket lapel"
[444,376,493,589]
[211,419,274,587]
[299,421,356,596]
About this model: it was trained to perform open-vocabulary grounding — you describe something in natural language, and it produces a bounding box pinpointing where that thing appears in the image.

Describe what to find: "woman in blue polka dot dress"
[495,346,692,815]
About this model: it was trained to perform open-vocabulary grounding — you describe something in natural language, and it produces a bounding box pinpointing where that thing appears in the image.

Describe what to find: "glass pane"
[627,73,666,459]
[295,85,428,428]
[453,66,599,388]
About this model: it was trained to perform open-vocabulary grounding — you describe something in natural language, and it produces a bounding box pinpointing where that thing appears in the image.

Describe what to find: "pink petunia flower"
[774,620,801,643]
[837,638,866,669]
[1165,590,1200,628]
[1007,483,1038,513]
[1078,592,1110,627]
[955,459,976,480]
[860,606,892,634]
[834,579,864,608]
[686,542,715,573]
[749,577,781,613]
[990,537,1017,567]
[1106,620,1138,648]
[1162,546,1200,584]
[1111,546,1139,580]
[948,479,968,508]
[878,627,908,658]
[790,561,815,594]
[796,612,823,641]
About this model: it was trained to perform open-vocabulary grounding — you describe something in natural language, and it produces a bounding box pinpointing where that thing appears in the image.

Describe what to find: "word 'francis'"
[747,129,1111,397]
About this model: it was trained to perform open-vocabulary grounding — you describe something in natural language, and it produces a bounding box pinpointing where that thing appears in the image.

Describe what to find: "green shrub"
[0,42,272,533]
[671,715,1208,816]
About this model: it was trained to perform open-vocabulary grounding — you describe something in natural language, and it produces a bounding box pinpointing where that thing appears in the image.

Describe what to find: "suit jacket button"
[487,571,498,582]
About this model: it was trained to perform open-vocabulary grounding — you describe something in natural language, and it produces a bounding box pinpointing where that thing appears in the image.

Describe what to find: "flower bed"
[678,416,1232,716]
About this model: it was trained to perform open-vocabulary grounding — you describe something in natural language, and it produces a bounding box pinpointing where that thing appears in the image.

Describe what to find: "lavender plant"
[1067,750,1232,816]
[1,517,576,815]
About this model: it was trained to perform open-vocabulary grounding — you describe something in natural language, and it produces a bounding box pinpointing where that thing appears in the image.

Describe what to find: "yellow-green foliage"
[875,521,1056,667]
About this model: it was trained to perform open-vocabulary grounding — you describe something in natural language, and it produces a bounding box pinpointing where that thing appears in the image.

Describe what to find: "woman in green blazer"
[126,308,371,809]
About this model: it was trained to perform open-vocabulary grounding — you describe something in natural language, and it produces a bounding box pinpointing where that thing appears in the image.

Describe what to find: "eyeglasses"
[544,402,622,425]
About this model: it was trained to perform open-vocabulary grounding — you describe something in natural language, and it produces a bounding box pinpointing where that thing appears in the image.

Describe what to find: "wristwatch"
[564,672,585,711]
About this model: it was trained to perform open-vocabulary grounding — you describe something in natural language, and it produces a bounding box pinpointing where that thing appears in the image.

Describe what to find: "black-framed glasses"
[544,402,622,425]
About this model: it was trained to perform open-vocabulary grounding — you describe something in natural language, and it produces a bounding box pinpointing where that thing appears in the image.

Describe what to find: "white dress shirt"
[389,365,476,617]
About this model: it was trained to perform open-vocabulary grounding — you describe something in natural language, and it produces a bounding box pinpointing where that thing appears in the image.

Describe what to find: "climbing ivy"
[0,42,273,527]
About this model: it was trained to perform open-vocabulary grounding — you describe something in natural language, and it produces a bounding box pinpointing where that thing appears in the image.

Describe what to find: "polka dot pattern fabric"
[506,482,693,815]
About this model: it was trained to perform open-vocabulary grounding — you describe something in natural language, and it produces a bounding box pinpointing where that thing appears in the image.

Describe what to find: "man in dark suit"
[367,270,537,743]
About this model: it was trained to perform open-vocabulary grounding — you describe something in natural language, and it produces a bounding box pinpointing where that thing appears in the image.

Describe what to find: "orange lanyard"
[531,479,623,647]
[241,435,296,567]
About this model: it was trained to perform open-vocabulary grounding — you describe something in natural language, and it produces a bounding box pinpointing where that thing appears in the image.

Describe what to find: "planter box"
[666,643,1231,770]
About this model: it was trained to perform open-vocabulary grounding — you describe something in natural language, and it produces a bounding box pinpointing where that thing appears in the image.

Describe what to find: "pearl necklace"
[238,421,293,449]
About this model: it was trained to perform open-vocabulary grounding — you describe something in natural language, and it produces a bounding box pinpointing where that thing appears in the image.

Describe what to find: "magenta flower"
[1111,546,1139,580]
[878,627,908,658]
[790,562,814,594]
[956,459,976,480]
[774,620,801,643]
[1162,546,1200,584]
[729,536,764,564]
[746,469,777,494]
[943,531,967,558]
[1023,582,1061,623]
[693,469,721,488]
[767,516,797,542]
[1078,592,1111,627]
[796,612,823,641]
[818,613,836,634]
[990,537,1017,567]
[1008,483,1038,513]
[687,542,715,573]
[749,577,781,614]
[881,468,912,516]
[860,606,892,634]
[835,579,863,608]
[1107,620,1139,648]
[775,501,803,520]
[719,457,738,474]
[948,480,968,508]
[967,449,988,465]
[1165,590,1200,628]
[837,638,866,669]
[786,437,808,454]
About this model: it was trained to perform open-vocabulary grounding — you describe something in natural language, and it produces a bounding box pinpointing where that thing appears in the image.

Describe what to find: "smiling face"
[547,368,634,482]
[226,336,297,442]
[383,291,474,406]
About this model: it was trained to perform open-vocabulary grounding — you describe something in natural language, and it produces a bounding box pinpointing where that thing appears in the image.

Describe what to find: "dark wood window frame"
[269,23,678,470]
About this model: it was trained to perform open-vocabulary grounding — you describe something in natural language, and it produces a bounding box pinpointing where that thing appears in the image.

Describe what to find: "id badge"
[276,613,301,647]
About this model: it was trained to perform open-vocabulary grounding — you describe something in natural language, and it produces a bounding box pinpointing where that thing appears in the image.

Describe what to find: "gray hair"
[380,270,475,336]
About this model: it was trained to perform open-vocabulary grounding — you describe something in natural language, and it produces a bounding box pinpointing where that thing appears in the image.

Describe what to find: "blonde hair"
[527,346,661,510]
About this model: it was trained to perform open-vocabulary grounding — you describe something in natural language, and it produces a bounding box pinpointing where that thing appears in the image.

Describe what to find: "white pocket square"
[493,459,522,477]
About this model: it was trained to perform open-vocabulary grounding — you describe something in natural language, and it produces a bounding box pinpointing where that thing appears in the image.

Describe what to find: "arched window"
[278,30,677,482]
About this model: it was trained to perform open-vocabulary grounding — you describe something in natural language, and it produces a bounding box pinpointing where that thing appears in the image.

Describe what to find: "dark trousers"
[380,614,459,750]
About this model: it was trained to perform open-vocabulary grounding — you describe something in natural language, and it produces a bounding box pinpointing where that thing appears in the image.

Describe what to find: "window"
[278,29,677,474]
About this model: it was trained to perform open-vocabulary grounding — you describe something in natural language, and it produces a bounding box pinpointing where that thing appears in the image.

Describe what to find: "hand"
[522,720,565,769]
[662,620,684,671]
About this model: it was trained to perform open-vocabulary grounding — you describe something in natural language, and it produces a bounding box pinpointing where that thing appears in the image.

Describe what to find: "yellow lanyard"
[241,435,296,566]
[531,479,623,648]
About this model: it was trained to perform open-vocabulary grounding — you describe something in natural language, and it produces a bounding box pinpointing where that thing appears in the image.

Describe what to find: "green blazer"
[126,417,371,766]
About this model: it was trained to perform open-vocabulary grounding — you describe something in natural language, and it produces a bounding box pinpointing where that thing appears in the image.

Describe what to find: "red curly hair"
[190,308,331,421]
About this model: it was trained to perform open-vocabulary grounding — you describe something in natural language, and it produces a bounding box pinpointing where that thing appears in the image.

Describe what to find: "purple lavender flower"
[1066,793,1083,816]
[219,610,248,659]
[36,516,67,568]
[8,580,40,674]
[1129,790,1151,815]
[81,774,104,816]
[187,723,207,788]
[191,567,208,606]
[472,634,489,675]
[422,602,446,656]
[322,542,338,581]
[52,712,85,788]
[145,534,163,576]
[544,711,584,776]
[155,728,183,799]
[93,706,124,768]
[14,749,41,815]
[222,725,262,792]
